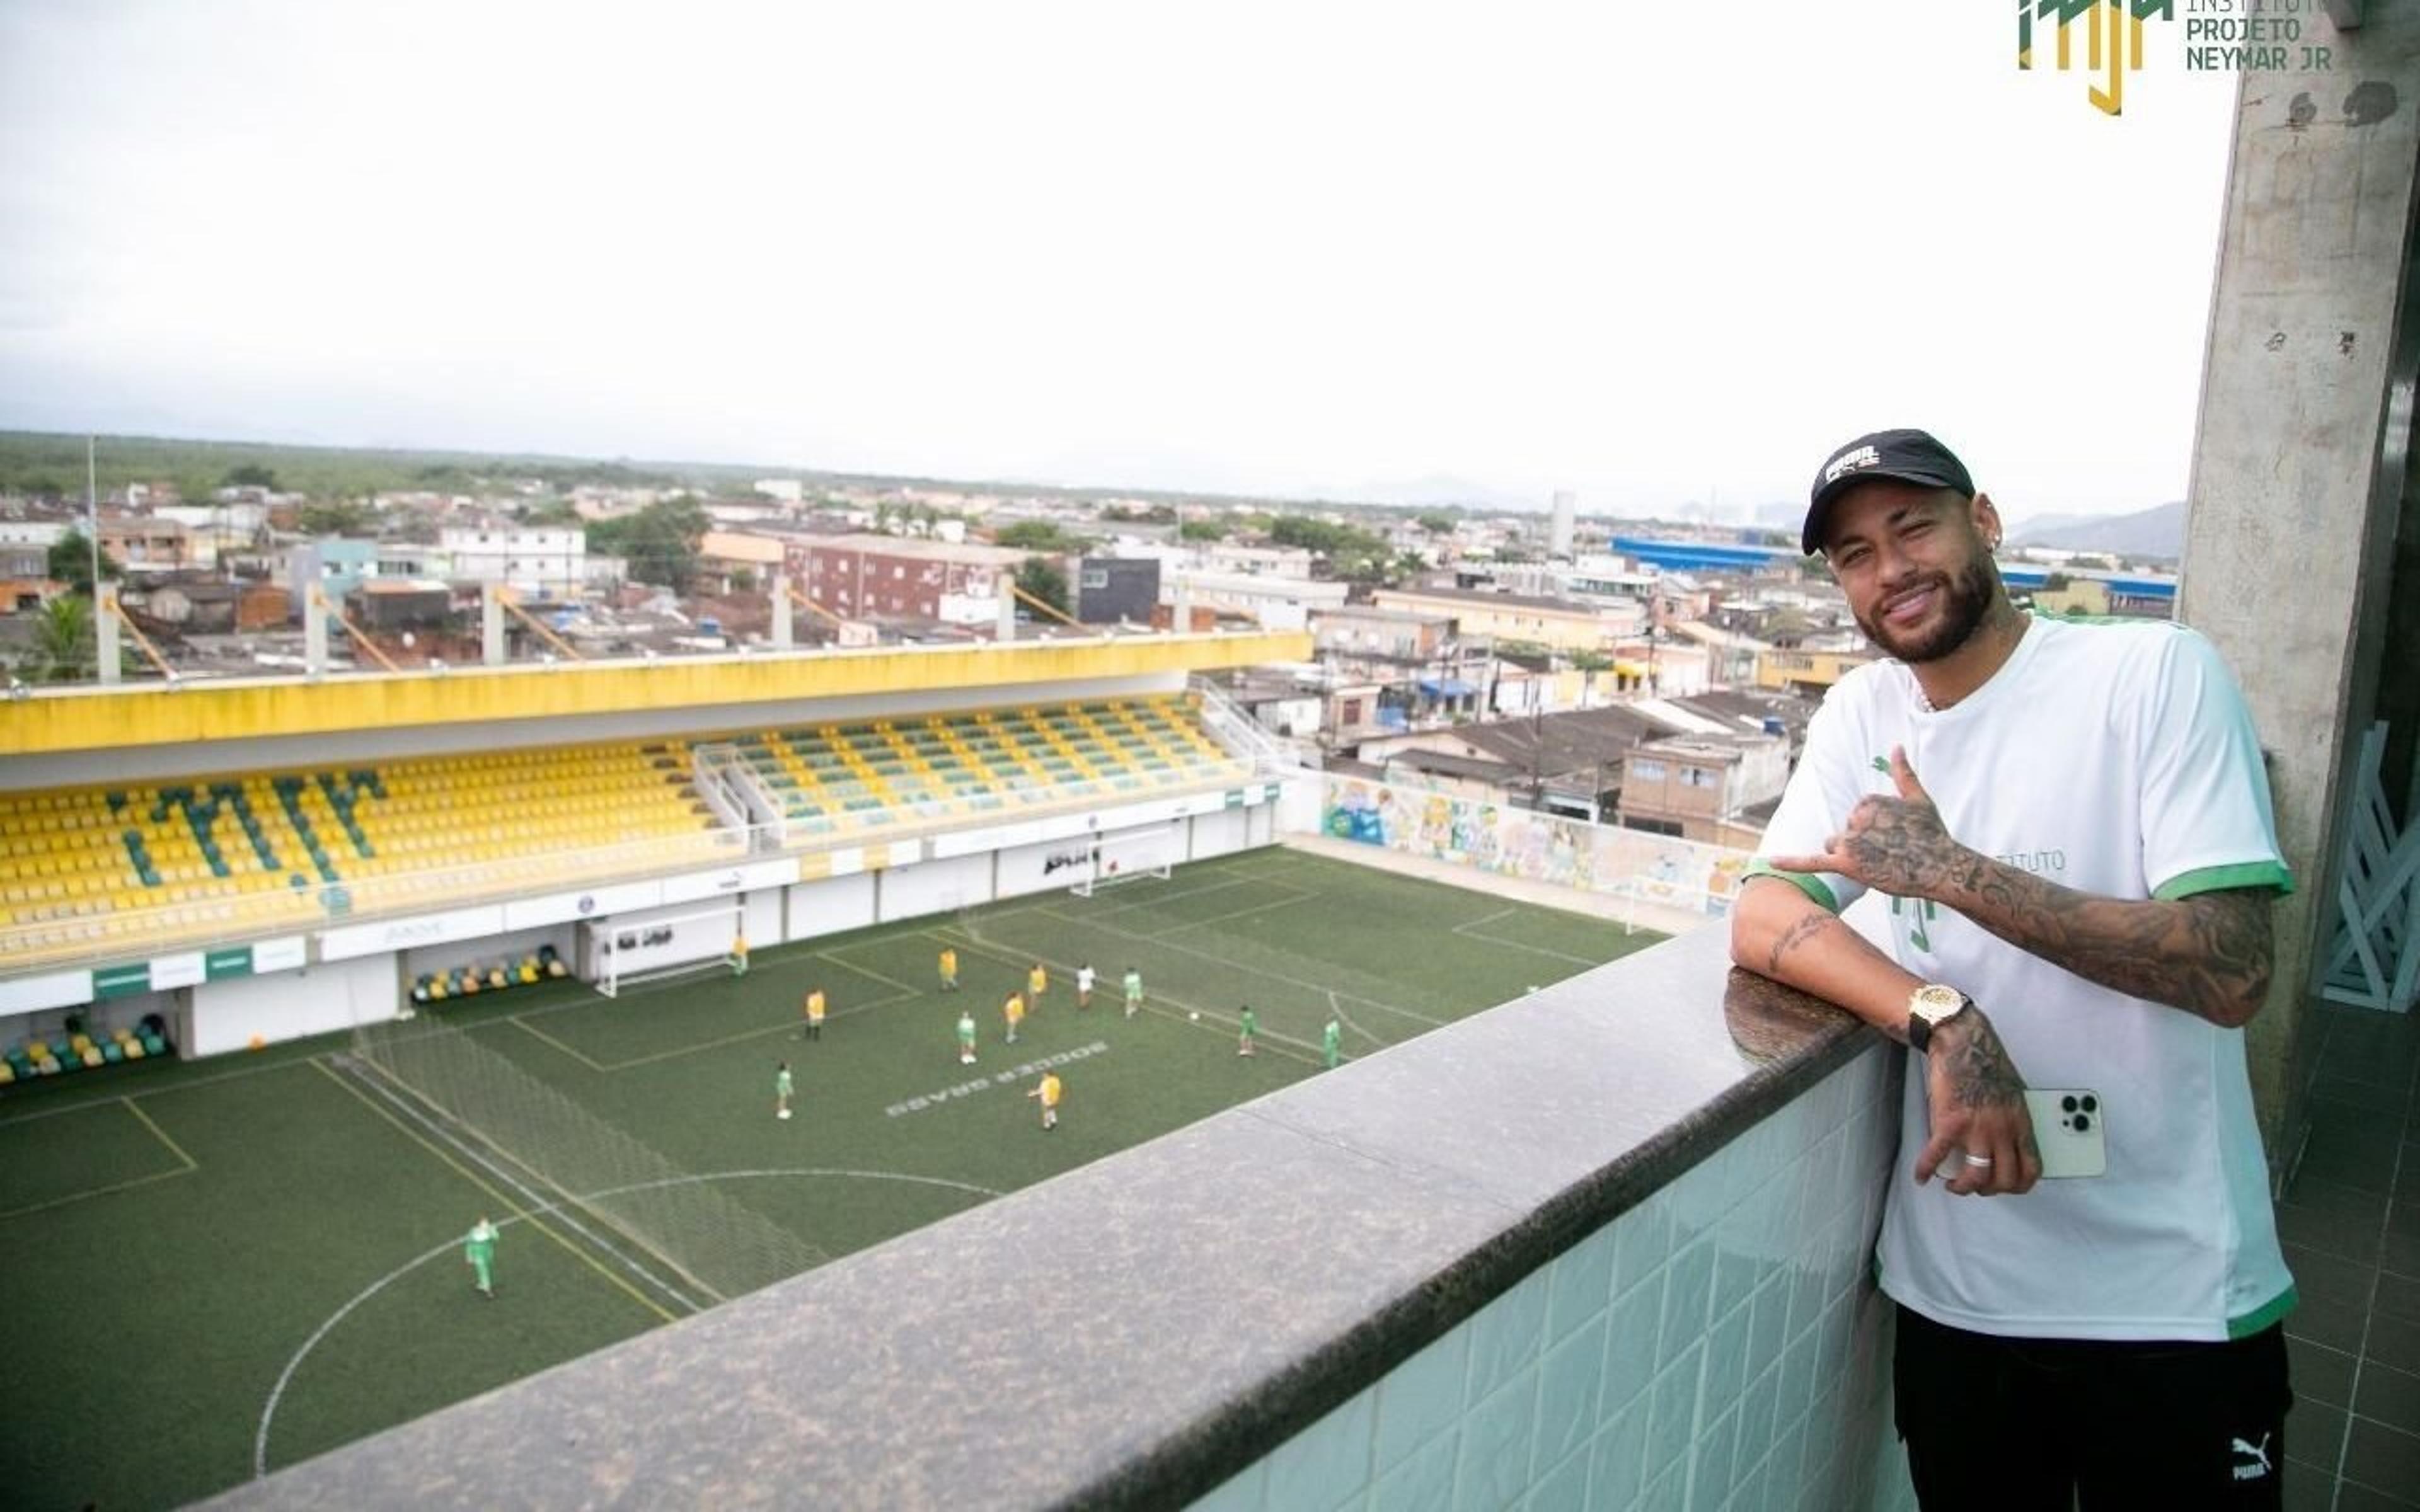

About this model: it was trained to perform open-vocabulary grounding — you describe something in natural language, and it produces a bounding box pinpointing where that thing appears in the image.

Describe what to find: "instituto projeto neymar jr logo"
[2016,0,2336,118]
[2019,1,2175,117]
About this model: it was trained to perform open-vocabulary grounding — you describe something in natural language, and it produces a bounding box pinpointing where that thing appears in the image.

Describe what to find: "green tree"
[1570,650,1613,706]
[297,500,375,536]
[47,530,120,593]
[1178,520,1225,543]
[994,520,1090,553]
[1013,558,1070,617]
[587,495,710,592]
[223,464,280,490]
[1415,511,1456,535]
[521,498,582,526]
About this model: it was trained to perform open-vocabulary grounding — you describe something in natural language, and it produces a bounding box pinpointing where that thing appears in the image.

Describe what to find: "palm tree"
[1569,650,1613,708]
[28,595,92,684]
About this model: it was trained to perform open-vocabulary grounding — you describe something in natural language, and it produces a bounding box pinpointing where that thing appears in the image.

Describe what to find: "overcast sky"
[0,1,2242,520]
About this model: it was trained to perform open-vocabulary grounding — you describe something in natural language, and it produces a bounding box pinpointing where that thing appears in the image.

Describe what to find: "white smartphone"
[2024,1089,2107,1179]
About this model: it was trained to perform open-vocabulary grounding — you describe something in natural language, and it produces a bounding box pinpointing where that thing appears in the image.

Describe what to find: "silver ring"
[1961,1152,1995,1168]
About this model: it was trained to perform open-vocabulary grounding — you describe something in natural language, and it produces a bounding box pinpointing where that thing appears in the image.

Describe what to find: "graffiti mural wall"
[1321,775,1751,917]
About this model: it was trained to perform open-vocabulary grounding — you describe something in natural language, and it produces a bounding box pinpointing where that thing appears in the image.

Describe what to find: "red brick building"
[781,534,1031,625]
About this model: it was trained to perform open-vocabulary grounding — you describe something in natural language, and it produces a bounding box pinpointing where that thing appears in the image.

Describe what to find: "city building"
[438,525,588,598]
[286,539,380,617]
[1368,584,1642,653]
[782,533,1030,625]
[1075,556,1161,626]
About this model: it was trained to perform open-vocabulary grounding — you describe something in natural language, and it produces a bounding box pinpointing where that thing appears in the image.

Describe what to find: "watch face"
[1911,985,1962,1021]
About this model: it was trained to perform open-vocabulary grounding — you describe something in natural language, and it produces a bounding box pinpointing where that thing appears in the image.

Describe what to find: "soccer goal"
[582,900,747,999]
[1069,824,1178,898]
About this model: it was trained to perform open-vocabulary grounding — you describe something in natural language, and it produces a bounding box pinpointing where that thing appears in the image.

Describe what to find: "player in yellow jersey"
[939,946,959,992]
[1003,992,1025,1045]
[1027,1069,1062,1130]
[802,986,826,1041]
[1027,961,1048,1007]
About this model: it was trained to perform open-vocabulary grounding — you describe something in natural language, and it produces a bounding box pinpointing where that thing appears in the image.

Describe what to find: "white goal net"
[1069,823,1179,898]
[584,900,747,999]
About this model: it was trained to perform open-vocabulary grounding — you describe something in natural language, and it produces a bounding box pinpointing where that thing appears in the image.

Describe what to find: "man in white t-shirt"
[1732,428,2295,1508]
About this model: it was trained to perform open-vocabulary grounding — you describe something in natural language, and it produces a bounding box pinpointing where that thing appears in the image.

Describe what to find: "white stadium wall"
[995,834,1105,898]
[876,853,994,921]
[188,954,393,1057]
[1188,807,1248,859]
[784,873,877,942]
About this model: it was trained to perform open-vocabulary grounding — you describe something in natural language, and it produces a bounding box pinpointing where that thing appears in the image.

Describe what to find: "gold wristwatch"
[1905,983,1971,1053]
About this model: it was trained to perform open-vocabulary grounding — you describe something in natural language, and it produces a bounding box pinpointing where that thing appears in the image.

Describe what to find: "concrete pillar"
[482,584,506,666]
[2181,11,2420,1165]
[304,588,330,677]
[771,573,794,650]
[996,583,1017,643]
[95,582,122,684]
[1174,584,1194,635]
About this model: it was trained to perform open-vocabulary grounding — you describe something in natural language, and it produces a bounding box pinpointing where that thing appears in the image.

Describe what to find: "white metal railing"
[1192,678,1320,774]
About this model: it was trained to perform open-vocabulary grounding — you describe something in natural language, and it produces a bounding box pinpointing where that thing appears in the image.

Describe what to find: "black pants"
[1894,1304,2292,1510]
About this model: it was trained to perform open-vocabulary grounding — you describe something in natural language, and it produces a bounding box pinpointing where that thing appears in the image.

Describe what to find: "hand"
[1764,745,1968,899]
[1913,1005,2043,1197]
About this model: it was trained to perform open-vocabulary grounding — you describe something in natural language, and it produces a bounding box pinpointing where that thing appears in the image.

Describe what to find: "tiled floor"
[2280,1001,2420,1511]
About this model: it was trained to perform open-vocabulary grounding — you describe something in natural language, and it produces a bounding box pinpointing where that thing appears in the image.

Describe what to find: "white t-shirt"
[1077,966,1096,995]
[1752,614,2295,1342]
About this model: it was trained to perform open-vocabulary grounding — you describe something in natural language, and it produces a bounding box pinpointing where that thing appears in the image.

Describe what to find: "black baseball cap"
[1802,428,1975,554]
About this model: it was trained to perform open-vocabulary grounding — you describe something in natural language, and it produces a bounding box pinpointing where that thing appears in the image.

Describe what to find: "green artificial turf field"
[0,846,1666,1510]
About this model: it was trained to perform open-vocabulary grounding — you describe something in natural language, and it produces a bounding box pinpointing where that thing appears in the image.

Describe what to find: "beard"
[1855,554,1998,664]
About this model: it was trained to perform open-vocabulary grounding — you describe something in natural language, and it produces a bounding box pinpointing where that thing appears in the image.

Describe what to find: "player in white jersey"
[1734,429,2293,1509]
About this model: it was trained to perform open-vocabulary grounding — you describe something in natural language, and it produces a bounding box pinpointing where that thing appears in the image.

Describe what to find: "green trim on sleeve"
[1744,861,1841,914]
[2227,1283,2296,1339]
[2152,861,2296,902]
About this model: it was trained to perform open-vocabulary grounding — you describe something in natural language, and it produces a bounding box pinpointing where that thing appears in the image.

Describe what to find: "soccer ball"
[778,1109,792,1120]
[1187,1011,1199,1021]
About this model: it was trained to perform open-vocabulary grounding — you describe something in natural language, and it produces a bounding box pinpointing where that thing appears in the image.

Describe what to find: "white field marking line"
[1326,990,1383,1048]
[120,1095,199,1170]
[334,1053,709,1314]
[1156,885,1319,936]
[1448,912,1605,966]
[1078,874,1257,920]
[0,1045,379,1130]
[1029,904,1451,1029]
[0,1097,202,1219]
[254,1166,1002,1479]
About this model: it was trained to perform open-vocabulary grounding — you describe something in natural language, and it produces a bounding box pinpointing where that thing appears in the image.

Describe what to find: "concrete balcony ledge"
[212,927,1901,1511]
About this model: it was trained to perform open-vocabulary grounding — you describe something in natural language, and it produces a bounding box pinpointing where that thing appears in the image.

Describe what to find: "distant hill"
[2010,500,2184,561]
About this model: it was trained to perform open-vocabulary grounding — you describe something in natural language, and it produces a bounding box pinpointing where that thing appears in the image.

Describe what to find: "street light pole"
[85,435,101,597]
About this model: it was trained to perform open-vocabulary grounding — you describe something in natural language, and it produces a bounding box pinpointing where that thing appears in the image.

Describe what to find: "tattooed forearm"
[1941,864,2275,1027]
[1765,912,1833,976]
[1935,1009,2027,1110]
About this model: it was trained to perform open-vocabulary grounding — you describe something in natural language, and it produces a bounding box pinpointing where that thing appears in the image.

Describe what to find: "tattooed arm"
[1731,874,2041,1194]
[1763,746,2276,1029]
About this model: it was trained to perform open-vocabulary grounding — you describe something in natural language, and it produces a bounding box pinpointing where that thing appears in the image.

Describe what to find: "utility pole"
[85,435,101,596]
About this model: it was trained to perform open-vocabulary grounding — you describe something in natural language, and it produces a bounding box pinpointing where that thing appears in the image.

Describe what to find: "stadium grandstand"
[0,629,1310,1060]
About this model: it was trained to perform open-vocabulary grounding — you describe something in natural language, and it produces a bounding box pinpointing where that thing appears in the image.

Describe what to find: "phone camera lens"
[2061,1095,2079,1114]
[2072,1113,2092,1133]
[2080,1095,2098,1114]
